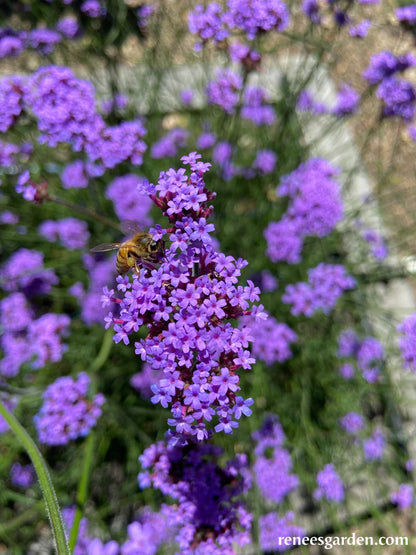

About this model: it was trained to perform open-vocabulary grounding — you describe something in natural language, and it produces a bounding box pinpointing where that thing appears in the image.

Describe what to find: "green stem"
[48,195,121,232]
[68,329,113,552]
[0,401,69,555]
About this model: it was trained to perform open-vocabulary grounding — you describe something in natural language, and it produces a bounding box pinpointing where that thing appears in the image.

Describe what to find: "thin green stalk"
[68,329,113,553]
[0,401,69,555]
[48,195,121,232]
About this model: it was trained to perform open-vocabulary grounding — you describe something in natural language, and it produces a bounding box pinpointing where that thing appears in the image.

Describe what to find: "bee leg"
[134,262,141,277]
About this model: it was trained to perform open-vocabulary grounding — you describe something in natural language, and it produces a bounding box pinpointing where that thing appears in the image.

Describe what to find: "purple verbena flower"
[34,373,105,445]
[314,463,344,503]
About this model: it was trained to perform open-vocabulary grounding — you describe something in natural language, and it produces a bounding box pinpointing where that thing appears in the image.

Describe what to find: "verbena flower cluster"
[297,84,360,118]
[363,51,416,124]
[397,312,416,372]
[105,153,261,442]
[188,0,289,49]
[34,372,104,445]
[337,329,384,383]
[0,287,70,377]
[282,263,356,317]
[314,464,344,503]
[38,218,90,250]
[265,158,343,264]
[70,254,114,326]
[10,462,35,489]
[243,311,297,365]
[259,511,305,552]
[2,66,147,181]
[252,415,299,503]
[150,127,189,159]
[105,174,153,224]
[138,440,252,554]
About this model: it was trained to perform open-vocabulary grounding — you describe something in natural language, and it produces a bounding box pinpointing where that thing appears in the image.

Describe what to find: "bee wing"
[120,220,142,236]
[90,243,121,253]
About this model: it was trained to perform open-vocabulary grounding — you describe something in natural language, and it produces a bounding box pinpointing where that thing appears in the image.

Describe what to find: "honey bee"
[90,220,165,275]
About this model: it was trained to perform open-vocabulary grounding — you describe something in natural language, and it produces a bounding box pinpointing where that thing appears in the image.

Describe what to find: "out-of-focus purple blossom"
[254,446,299,503]
[27,66,99,150]
[363,51,416,85]
[34,373,105,445]
[0,30,26,58]
[377,77,416,122]
[28,29,61,54]
[338,362,355,380]
[227,0,290,39]
[27,313,71,369]
[188,3,229,50]
[150,127,189,159]
[212,140,237,180]
[63,507,119,555]
[137,4,155,28]
[0,75,26,132]
[180,89,194,105]
[80,254,114,326]
[0,248,58,296]
[363,429,385,461]
[314,464,344,503]
[337,329,359,358]
[121,509,174,555]
[259,512,306,552]
[0,296,70,377]
[396,5,416,26]
[81,0,105,17]
[0,292,33,332]
[406,459,414,472]
[0,210,18,225]
[61,160,89,189]
[339,412,364,434]
[252,415,298,503]
[139,440,251,554]
[283,264,355,317]
[302,0,320,24]
[105,153,260,442]
[356,336,384,383]
[241,87,275,125]
[57,16,80,38]
[86,119,147,169]
[206,69,242,114]
[259,269,278,292]
[130,363,159,399]
[244,312,297,365]
[398,312,416,372]
[39,218,90,250]
[391,484,414,510]
[265,158,343,264]
[264,220,303,264]
[10,463,35,488]
[229,42,261,69]
[297,90,329,114]
[349,19,371,38]
[106,174,153,225]
[252,414,285,453]
[362,229,388,260]
[332,83,360,117]
[253,149,277,175]
[0,140,19,167]
[196,131,217,150]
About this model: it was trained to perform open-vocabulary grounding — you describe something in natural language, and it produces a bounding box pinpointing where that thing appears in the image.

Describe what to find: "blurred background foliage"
[1,0,416,553]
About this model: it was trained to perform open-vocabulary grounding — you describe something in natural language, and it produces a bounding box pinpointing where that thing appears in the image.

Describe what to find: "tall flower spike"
[105,153,262,443]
